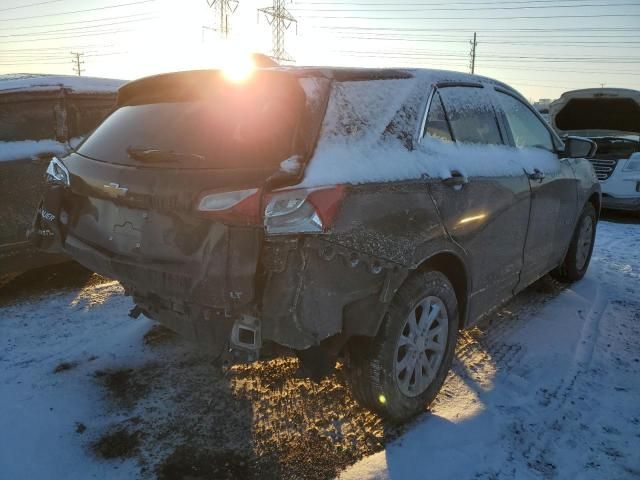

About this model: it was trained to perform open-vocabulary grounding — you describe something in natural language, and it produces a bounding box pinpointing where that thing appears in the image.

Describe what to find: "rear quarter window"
[438,86,503,145]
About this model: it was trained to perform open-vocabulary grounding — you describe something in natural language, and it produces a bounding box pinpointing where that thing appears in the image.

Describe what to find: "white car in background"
[550,88,640,213]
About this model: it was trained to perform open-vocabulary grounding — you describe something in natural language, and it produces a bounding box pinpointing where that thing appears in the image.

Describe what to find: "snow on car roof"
[296,69,554,187]
[0,74,125,94]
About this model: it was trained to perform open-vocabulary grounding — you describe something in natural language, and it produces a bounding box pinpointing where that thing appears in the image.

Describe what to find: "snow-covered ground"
[342,218,640,480]
[0,217,638,479]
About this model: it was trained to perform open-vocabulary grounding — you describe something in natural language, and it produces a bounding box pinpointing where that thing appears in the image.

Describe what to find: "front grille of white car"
[589,158,617,181]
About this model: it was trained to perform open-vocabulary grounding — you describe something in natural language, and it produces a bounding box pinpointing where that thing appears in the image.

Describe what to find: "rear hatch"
[61,69,330,308]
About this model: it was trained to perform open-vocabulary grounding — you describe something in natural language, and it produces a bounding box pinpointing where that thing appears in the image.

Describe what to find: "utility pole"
[258,0,297,63]
[204,0,239,39]
[469,32,477,75]
[71,51,84,76]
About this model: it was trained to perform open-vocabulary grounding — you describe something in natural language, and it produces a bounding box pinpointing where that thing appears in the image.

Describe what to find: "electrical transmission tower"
[71,51,84,76]
[469,32,477,74]
[258,0,297,63]
[203,0,239,39]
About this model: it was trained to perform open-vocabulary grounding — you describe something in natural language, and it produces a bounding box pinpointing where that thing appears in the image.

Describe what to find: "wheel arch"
[415,251,470,331]
[587,191,601,217]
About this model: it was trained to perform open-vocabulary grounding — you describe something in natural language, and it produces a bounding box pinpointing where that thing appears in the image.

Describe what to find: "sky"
[0,0,638,101]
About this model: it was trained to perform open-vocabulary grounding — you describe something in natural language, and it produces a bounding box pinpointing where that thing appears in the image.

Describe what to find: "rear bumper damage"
[32,186,407,365]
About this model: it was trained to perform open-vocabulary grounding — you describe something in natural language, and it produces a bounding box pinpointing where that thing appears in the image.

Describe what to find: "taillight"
[197,188,261,225]
[264,185,346,235]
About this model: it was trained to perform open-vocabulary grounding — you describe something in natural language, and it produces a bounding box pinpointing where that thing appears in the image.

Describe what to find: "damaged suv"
[33,68,600,421]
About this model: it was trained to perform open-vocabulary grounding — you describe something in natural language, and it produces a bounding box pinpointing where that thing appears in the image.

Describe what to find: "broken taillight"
[264,185,346,235]
[196,185,346,233]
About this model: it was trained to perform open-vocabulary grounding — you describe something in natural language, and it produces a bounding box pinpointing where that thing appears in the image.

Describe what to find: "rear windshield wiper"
[126,146,205,163]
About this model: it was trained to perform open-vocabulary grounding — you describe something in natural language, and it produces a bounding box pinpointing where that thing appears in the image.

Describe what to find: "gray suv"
[33,67,600,421]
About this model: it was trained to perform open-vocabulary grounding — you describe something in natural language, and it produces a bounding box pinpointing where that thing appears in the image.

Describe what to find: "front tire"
[346,270,458,423]
[551,203,597,282]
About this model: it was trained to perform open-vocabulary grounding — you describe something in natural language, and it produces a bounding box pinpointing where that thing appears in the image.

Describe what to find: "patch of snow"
[0,74,125,94]
[0,137,84,162]
[280,155,302,174]
[340,219,640,480]
[1,139,68,162]
[0,219,638,478]
[299,78,558,188]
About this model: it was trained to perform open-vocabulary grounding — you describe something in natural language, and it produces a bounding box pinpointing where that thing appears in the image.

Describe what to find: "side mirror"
[562,136,597,159]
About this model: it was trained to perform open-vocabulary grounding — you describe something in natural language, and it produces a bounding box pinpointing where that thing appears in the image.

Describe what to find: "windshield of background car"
[76,72,307,169]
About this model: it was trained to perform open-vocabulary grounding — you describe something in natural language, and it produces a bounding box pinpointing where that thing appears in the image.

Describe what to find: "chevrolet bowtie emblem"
[103,182,128,196]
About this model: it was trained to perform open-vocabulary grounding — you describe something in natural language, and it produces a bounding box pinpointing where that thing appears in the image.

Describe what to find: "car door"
[423,84,532,325]
[493,89,579,291]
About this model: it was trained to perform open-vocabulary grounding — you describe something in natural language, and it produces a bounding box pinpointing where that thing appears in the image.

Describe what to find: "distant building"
[533,98,554,123]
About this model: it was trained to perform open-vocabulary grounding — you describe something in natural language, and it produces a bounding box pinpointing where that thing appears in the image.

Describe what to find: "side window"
[423,91,453,142]
[438,86,503,145]
[496,91,554,151]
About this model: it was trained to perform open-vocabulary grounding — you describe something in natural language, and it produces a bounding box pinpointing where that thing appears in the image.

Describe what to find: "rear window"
[77,73,306,169]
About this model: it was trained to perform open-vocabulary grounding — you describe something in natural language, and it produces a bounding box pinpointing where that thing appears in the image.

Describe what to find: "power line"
[296,0,634,5]
[291,2,640,11]
[0,44,114,52]
[0,0,62,12]
[297,12,640,20]
[0,0,156,22]
[0,13,152,31]
[324,33,640,47]
[328,51,640,75]
[308,25,640,31]
[0,51,125,65]
[258,0,298,62]
[0,28,133,44]
[0,16,157,38]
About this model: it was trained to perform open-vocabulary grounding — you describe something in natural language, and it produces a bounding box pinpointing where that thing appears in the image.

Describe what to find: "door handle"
[528,169,545,181]
[442,170,468,188]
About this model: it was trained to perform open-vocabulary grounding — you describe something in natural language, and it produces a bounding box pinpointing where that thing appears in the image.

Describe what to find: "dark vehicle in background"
[550,88,640,213]
[0,74,123,284]
[34,68,600,421]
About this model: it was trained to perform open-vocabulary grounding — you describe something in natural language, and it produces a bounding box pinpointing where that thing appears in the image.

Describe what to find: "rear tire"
[551,203,597,282]
[345,270,458,423]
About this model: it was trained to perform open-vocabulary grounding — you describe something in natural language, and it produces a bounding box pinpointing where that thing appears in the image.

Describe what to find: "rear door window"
[496,91,555,151]
[423,91,453,142]
[438,86,503,145]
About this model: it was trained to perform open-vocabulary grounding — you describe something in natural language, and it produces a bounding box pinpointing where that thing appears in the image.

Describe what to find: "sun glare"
[221,52,256,83]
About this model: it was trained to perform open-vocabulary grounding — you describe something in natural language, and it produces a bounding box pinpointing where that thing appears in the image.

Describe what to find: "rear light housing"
[264,185,346,235]
[197,188,261,225]
[196,185,346,233]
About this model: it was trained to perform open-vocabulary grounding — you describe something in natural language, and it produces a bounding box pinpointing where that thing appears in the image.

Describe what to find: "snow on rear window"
[299,78,559,187]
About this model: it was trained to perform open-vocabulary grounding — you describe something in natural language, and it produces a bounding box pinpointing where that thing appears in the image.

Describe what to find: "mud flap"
[28,185,65,254]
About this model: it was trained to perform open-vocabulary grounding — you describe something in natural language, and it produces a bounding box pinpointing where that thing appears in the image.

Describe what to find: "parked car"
[0,74,124,285]
[32,68,600,421]
[550,88,640,213]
